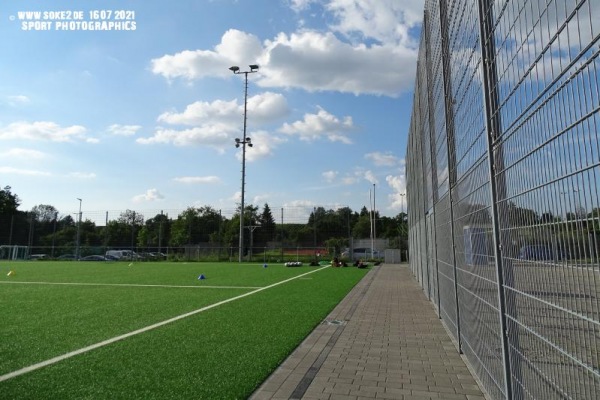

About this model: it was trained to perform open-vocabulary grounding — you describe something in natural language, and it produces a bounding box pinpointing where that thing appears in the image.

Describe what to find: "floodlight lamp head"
[246,137,251,142]
[249,64,259,71]
[248,143,253,147]
[229,66,240,73]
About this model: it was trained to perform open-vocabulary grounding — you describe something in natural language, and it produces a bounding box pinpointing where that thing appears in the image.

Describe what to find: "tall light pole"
[230,64,259,262]
[369,184,378,258]
[399,193,406,262]
[76,198,82,259]
[373,183,376,258]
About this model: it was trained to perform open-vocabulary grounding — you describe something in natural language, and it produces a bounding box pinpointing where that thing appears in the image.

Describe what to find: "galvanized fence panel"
[407,0,600,399]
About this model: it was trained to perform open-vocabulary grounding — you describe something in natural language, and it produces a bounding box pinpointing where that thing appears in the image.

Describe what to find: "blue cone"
[263,264,268,268]
[198,274,206,280]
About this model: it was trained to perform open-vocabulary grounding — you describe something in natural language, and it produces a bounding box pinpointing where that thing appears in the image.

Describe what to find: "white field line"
[0,266,329,383]
[0,281,262,290]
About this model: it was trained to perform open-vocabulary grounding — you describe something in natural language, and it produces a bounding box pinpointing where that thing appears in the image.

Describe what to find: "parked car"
[149,252,167,260]
[519,245,554,261]
[56,254,77,261]
[29,254,48,260]
[80,255,108,261]
[341,248,382,260]
[105,250,140,260]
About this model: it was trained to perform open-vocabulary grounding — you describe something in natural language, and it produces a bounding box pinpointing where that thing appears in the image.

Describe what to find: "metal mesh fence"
[407,0,599,399]
[0,205,399,263]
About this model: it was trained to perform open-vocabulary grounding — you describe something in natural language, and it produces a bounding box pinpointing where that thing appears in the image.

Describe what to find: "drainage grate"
[322,319,347,326]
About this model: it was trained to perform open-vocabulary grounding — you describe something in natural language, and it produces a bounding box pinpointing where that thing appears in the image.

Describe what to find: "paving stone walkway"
[250,264,487,400]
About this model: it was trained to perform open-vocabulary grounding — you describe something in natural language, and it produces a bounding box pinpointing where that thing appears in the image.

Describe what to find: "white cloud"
[158,99,238,126]
[158,93,288,127]
[247,92,290,124]
[341,175,359,185]
[238,131,287,162]
[365,151,399,167]
[0,148,46,159]
[325,0,422,46]
[107,124,142,136]
[289,0,317,12]
[136,124,234,151]
[253,194,271,204]
[6,95,30,106]
[322,170,338,182]
[143,94,289,150]
[364,170,378,184]
[336,167,381,186]
[68,172,97,179]
[0,166,51,176]
[152,28,417,97]
[151,29,263,81]
[279,106,354,143]
[174,176,220,184]
[260,30,416,96]
[386,173,406,211]
[285,199,316,207]
[132,188,165,203]
[0,121,87,142]
[282,200,316,222]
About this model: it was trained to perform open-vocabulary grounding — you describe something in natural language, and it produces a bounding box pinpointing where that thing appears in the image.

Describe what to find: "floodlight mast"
[76,198,82,260]
[230,64,259,262]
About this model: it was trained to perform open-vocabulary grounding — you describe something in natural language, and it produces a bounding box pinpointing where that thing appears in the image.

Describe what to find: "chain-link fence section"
[407,0,599,399]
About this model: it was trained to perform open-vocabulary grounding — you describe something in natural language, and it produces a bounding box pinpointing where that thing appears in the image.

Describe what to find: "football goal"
[0,245,29,260]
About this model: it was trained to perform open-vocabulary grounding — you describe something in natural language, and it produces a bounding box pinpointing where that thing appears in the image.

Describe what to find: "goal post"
[0,245,29,260]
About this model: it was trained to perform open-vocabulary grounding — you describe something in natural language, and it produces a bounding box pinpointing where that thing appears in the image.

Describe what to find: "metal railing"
[407,0,599,399]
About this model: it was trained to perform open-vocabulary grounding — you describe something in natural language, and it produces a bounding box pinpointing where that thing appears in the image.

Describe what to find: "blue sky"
[0,0,423,221]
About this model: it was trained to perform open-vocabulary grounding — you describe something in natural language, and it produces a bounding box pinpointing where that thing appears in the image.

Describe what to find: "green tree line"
[0,186,409,256]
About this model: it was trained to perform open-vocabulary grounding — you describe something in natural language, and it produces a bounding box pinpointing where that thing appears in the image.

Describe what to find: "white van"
[341,248,382,260]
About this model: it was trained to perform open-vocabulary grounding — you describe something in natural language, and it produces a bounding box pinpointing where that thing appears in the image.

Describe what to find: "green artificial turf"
[0,262,368,399]
[0,261,317,286]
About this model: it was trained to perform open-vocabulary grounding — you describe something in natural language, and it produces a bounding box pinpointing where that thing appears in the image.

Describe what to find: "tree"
[589,208,600,233]
[256,203,276,246]
[138,212,171,250]
[335,207,357,237]
[324,237,348,257]
[31,205,58,223]
[0,186,20,214]
[307,207,352,245]
[221,204,259,251]
[507,201,539,227]
[540,212,558,224]
[118,210,144,226]
[105,210,143,248]
[352,214,372,238]
[30,205,59,249]
[170,206,223,246]
[0,186,23,244]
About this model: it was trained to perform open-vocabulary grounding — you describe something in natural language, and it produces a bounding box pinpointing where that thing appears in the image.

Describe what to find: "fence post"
[423,10,439,304]
[476,0,521,398]
[435,0,463,352]
[416,75,427,287]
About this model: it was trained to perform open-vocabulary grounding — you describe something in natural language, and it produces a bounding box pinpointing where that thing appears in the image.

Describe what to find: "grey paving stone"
[250,265,486,400]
